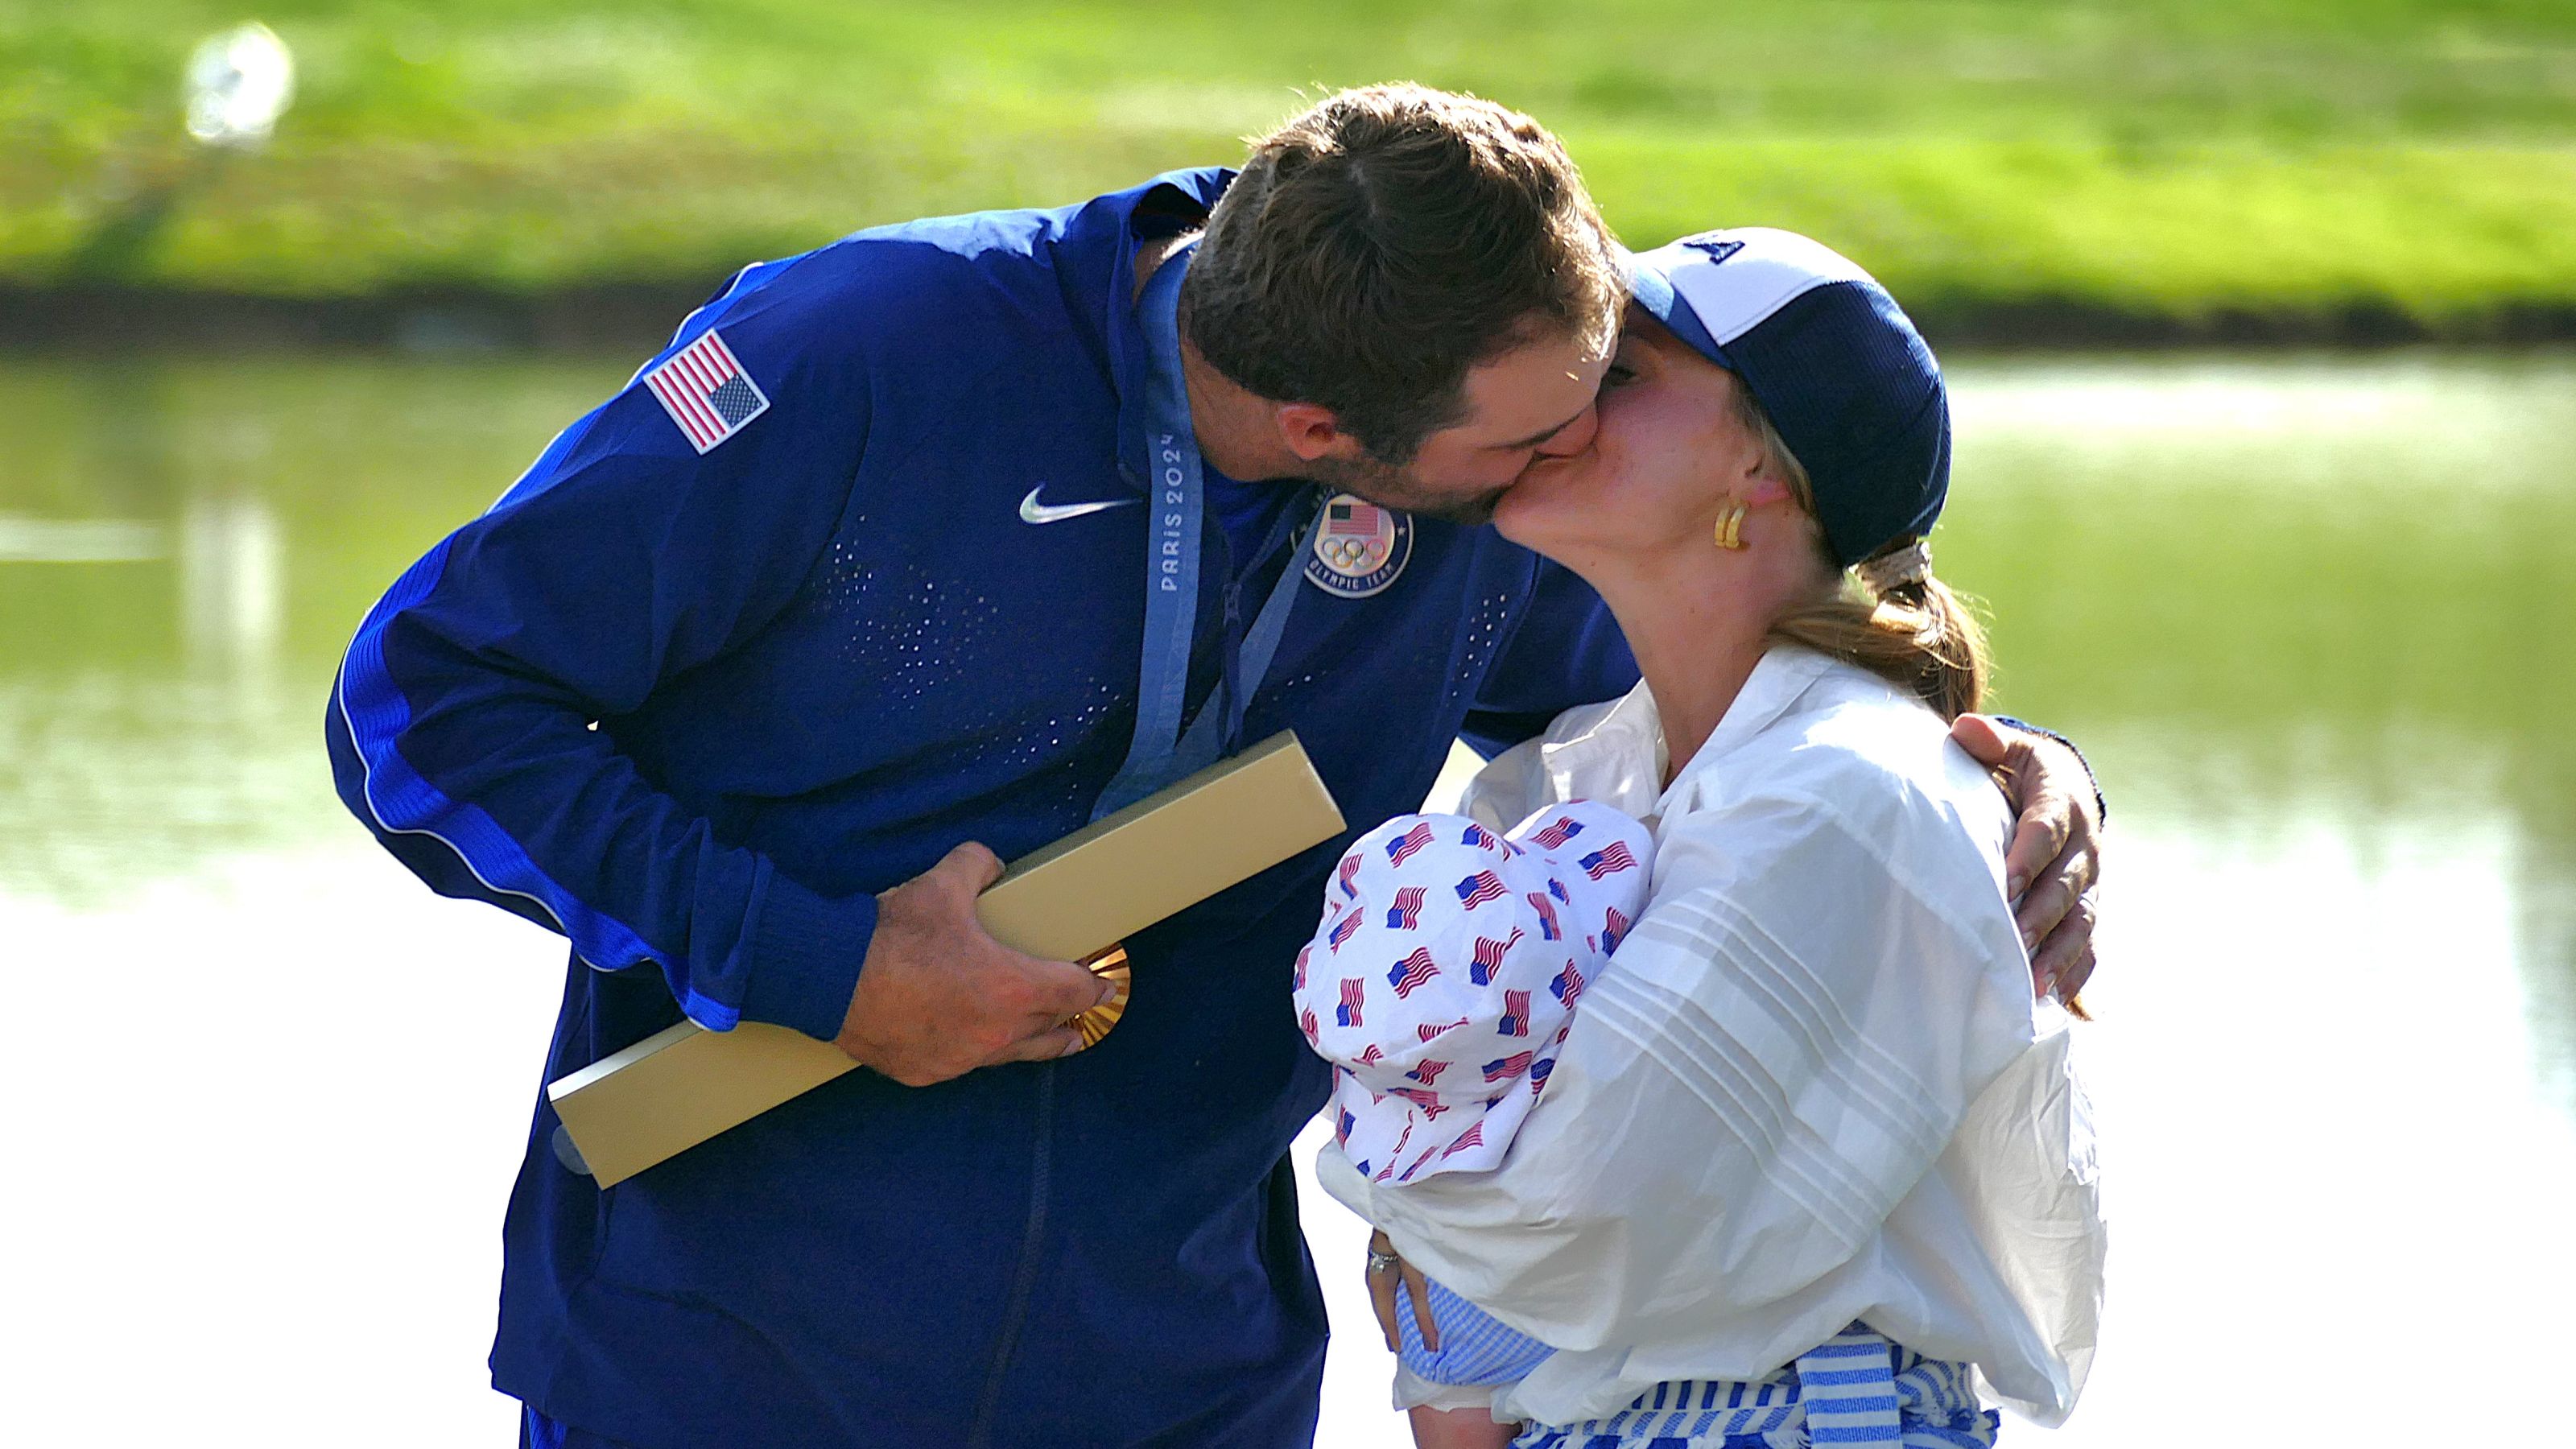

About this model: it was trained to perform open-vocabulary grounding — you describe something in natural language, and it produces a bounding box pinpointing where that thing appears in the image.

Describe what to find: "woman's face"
[1492,306,1770,569]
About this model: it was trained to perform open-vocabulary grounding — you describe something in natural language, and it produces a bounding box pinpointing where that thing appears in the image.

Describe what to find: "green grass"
[6,1,2574,328]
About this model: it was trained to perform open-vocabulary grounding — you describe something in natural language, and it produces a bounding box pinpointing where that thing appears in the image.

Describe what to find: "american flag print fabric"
[1292,800,1653,1181]
[1551,959,1587,1006]
[1527,893,1562,942]
[643,328,769,453]
[1602,906,1633,953]
[1327,909,1363,953]
[1579,840,1639,880]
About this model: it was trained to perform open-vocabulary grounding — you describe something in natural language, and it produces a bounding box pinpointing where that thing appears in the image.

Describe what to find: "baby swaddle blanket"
[1294,801,1654,1185]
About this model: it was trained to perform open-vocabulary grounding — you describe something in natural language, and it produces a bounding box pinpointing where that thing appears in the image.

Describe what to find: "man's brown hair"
[1182,84,1624,464]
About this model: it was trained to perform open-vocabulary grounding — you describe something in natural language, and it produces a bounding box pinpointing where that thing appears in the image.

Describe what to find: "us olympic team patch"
[1304,493,1412,599]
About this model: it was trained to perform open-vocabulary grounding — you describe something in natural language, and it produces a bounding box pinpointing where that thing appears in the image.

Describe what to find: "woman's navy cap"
[1624,228,1949,568]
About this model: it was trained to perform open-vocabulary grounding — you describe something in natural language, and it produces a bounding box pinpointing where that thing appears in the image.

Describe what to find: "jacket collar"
[1098,167,1236,490]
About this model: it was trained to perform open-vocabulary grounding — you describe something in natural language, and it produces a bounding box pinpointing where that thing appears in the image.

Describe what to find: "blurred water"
[2,351,2570,1447]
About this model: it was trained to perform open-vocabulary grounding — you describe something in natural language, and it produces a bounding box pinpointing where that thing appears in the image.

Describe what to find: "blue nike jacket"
[327,169,1637,1448]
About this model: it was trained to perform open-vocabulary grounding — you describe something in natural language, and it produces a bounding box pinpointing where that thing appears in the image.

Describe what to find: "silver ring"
[1366,1249,1399,1274]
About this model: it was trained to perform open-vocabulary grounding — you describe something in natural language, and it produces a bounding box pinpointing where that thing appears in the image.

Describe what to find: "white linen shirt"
[1316,647,2104,1427]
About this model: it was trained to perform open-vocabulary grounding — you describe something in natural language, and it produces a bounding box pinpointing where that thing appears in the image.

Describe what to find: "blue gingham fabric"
[1506,1323,1999,1449]
[1397,1276,1557,1387]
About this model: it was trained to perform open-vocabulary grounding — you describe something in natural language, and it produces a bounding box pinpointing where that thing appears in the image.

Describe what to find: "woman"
[1315,229,2104,1447]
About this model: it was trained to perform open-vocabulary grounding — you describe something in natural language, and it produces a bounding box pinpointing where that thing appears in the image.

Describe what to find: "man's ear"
[1274,402,1363,464]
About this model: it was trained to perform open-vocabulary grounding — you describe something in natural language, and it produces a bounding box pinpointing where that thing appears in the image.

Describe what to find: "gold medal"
[1069,943,1131,1051]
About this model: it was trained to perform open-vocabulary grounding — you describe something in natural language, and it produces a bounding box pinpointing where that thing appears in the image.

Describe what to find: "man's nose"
[1535,403,1598,459]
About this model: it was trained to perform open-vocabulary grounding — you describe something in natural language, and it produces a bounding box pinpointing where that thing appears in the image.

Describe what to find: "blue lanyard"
[1092,246,1320,821]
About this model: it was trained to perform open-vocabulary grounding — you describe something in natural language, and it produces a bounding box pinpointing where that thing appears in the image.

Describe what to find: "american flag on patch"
[1386,821,1435,866]
[1481,1051,1534,1083]
[1580,841,1639,880]
[1326,498,1386,536]
[1455,870,1506,908]
[1468,927,1522,984]
[1418,1017,1468,1042]
[1406,1059,1451,1086]
[1385,886,1426,930]
[1387,947,1440,997]
[1327,909,1364,953]
[1498,989,1532,1038]
[1440,1121,1485,1158]
[1552,959,1587,1006]
[1526,892,1562,941]
[1337,977,1365,1027]
[1602,906,1633,953]
[1530,815,1584,848]
[642,328,769,454]
[1337,855,1362,898]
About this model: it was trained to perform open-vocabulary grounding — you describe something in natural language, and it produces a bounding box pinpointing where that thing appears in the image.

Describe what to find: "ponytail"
[1728,380,1992,721]
[1766,559,1990,723]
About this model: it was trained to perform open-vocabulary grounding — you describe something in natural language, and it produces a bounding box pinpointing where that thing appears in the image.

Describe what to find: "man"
[329,85,2101,1447]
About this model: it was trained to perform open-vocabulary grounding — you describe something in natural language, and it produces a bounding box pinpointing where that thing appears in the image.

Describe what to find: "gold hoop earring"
[1713,504,1747,551]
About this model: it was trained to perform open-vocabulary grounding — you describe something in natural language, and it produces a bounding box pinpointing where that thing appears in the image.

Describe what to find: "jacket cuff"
[1989,715,2108,824]
[738,871,879,1042]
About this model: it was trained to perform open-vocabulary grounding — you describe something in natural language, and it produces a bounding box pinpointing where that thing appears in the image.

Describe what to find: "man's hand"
[832,842,1120,1087]
[1951,716,2103,1005]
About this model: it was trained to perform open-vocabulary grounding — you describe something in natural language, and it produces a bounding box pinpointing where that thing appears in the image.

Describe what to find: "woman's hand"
[1951,716,2103,1005]
[1368,1229,1442,1353]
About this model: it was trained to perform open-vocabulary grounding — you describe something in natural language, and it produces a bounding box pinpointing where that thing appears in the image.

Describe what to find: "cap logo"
[1680,233,1745,264]
[1305,493,1412,598]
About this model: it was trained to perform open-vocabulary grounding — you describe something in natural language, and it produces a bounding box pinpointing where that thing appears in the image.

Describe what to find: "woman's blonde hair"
[1732,382,1990,721]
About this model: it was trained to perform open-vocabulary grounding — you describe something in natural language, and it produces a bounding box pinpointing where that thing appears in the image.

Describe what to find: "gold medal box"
[547,732,1345,1187]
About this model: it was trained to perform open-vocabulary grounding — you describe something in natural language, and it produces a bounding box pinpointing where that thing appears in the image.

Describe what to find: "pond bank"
[9,283,2576,356]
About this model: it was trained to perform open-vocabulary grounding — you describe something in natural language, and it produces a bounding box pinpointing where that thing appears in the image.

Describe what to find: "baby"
[1293,801,1656,1444]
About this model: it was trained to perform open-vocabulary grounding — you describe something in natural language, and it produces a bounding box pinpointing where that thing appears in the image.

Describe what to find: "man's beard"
[1302,452,1508,526]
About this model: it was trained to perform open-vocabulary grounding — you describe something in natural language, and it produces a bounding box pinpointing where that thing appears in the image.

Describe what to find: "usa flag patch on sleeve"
[642,328,769,453]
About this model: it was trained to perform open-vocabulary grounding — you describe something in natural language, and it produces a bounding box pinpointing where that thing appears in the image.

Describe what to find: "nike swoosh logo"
[1019,485,1138,526]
